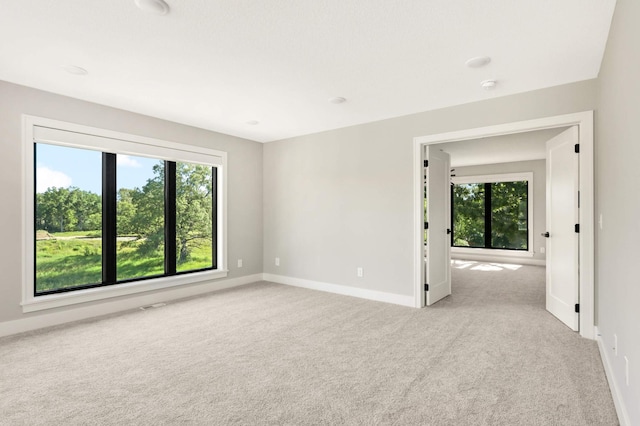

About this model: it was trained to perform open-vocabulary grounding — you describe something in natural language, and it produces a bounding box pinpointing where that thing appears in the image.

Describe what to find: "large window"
[25,116,226,310]
[452,173,532,252]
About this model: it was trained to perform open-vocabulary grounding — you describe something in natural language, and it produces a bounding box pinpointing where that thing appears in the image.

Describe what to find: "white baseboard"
[451,253,546,266]
[595,326,630,426]
[263,273,415,307]
[0,273,263,338]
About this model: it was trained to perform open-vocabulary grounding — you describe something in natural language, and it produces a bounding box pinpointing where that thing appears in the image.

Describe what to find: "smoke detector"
[480,79,497,90]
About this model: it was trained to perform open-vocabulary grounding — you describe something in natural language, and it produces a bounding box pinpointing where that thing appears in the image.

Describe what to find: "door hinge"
[424,284,429,291]
[575,303,580,313]
[424,221,428,230]
[574,144,580,153]
[578,191,580,208]
[575,224,580,233]
[423,160,428,167]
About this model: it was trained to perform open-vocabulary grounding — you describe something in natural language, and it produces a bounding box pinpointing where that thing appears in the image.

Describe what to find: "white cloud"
[37,167,72,193]
[117,155,142,168]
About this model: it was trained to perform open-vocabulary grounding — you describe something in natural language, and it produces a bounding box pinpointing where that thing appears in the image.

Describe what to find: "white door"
[425,146,451,306]
[545,126,580,330]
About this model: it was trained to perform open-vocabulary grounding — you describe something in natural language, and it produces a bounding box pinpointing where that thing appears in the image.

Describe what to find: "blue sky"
[36,144,161,194]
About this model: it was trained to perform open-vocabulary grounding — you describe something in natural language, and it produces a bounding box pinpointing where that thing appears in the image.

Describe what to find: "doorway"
[413,112,595,339]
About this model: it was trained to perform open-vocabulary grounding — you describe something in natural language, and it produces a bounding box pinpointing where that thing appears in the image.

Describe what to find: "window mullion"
[450,183,454,247]
[525,181,529,250]
[165,161,177,276]
[212,166,218,270]
[484,182,492,249]
[103,153,117,284]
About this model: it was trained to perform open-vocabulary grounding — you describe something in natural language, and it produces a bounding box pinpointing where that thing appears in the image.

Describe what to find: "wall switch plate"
[625,356,629,386]
[275,257,280,266]
[237,259,243,268]
[357,267,363,278]
[599,213,603,230]
[540,247,545,254]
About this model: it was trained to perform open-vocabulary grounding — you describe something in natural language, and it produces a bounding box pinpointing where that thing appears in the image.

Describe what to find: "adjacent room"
[431,129,554,313]
[429,129,560,309]
[1,0,638,425]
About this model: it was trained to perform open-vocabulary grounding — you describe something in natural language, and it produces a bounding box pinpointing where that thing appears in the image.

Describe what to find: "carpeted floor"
[0,261,618,425]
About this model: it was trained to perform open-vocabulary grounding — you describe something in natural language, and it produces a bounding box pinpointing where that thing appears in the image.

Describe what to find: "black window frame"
[451,180,529,251]
[34,146,218,297]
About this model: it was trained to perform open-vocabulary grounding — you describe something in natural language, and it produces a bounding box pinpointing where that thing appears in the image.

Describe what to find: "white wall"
[0,81,263,325]
[450,160,546,264]
[595,0,640,424]
[263,80,596,299]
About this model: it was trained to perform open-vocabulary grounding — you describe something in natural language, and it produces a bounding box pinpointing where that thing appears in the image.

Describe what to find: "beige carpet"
[0,262,618,425]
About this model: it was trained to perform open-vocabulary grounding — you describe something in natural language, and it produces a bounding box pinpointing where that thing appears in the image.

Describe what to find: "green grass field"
[36,231,213,293]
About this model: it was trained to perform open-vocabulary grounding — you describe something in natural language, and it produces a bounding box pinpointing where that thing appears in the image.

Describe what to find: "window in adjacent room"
[452,173,532,252]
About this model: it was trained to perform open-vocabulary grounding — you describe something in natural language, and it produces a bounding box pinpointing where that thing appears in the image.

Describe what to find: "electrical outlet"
[275,257,280,266]
[237,259,243,268]
[540,247,546,254]
[614,334,618,356]
[357,267,363,278]
[625,356,629,386]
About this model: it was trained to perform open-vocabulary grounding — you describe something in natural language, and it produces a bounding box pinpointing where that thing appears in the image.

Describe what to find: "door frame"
[412,111,594,339]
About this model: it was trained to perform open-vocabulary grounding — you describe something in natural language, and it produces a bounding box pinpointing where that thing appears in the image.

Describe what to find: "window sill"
[22,269,228,313]
[451,247,534,258]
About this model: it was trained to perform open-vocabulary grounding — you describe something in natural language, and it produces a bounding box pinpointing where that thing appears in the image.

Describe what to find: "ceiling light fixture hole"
[135,0,170,15]
[329,97,346,104]
[62,65,88,75]
[465,56,491,68]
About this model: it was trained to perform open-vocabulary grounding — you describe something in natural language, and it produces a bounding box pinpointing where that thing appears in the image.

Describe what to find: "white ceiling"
[434,127,567,167]
[0,0,616,143]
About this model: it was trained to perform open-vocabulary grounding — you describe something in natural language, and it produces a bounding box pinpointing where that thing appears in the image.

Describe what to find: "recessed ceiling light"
[62,65,88,75]
[480,79,497,90]
[134,0,170,15]
[465,56,491,68]
[329,97,346,104]
[246,120,259,125]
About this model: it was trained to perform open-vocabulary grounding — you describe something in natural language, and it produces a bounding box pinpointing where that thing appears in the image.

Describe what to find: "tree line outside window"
[452,180,529,251]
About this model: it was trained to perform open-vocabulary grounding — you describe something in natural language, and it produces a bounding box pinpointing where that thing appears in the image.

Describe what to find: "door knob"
[541,232,550,238]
